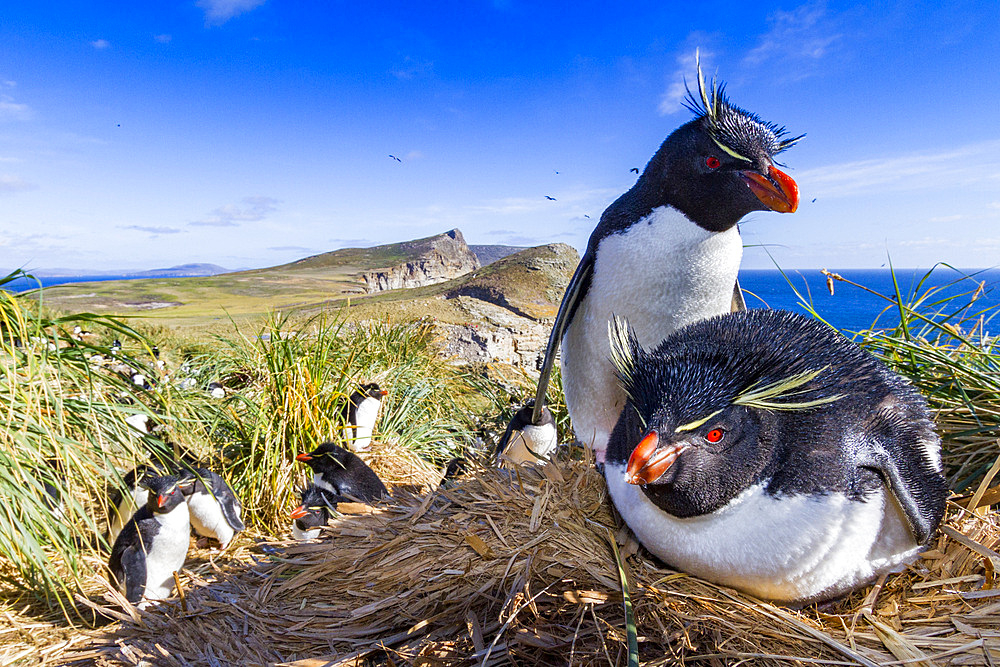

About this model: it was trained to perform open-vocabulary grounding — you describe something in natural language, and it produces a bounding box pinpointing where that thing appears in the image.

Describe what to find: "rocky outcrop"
[433,297,551,369]
[360,229,480,294]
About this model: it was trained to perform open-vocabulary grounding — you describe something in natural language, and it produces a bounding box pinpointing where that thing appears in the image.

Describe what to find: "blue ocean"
[4,268,999,336]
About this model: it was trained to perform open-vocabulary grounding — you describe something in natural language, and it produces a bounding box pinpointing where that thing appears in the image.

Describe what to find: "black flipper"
[856,409,947,545]
[530,251,595,425]
[109,519,147,604]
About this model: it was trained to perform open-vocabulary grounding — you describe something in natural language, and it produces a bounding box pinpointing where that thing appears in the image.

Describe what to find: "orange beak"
[290,505,309,520]
[295,452,312,462]
[625,431,687,485]
[742,164,799,213]
[157,494,168,508]
[377,390,388,397]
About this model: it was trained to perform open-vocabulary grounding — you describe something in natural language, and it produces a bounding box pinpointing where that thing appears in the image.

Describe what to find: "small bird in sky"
[389,155,401,162]
[584,215,591,219]
[554,170,560,174]
[630,167,639,174]
[545,195,556,201]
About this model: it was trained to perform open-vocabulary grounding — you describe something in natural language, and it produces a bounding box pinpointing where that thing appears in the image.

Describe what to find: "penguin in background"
[341,383,388,452]
[108,475,191,605]
[494,400,558,465]
[178,468,245,549]
[295,442,388,503]
[604,310,948,604]
[290,484,343,540]
[520,56,801,463]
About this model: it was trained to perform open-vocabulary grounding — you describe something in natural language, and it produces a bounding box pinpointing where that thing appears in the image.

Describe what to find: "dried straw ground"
[52,449,1000,666]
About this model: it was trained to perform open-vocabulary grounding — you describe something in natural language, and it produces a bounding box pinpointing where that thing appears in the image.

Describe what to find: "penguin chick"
[341,383,387,452]
[604,310,948,604]
[295,442,388,503]
[495,400,558,465]
[108,475,190,605]
[527,58,802,464]
[178,468,245,549]
[290,484,343,540]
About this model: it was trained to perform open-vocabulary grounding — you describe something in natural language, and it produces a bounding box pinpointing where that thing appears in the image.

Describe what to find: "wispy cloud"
[190,196,280,227]
[391,56,434,80]
[154,34,172,44]
[0,175,37,194]
[119,225,182,235]
[197,0,267,26]
[268,245,313,253]
[742,1,842,79]
[796,140,1000,198]
[90,39,111,50]
[0,99,32,122]
[327,238,376,249]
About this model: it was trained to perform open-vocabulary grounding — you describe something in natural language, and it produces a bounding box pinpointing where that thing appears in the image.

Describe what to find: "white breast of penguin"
[348,396,381,451]
[561,207,743,456]
[141,502,191,601]
[605,465,921,603]
[188,490,236,547]
[502,422,558,465]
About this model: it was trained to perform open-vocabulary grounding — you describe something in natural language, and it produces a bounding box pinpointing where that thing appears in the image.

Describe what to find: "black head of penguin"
[606,309,947,540]
[596,78,801,239]
[141,475,187,514]
[290,484,341,532]
[295,442,388,502]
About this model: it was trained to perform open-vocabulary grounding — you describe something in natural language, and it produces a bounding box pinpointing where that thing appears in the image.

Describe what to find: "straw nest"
[61,448,1000,666]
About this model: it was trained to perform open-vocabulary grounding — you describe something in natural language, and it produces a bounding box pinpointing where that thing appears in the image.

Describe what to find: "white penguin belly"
[562,207,742,461]
[188,492,236,548]
[292,523,322,540]
[142,504,191,601]
[501,422,558,465]
[606,465,922,603]
[348,397,381,451]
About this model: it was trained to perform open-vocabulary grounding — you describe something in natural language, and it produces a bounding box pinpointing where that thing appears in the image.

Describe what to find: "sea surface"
[4,268,999,336]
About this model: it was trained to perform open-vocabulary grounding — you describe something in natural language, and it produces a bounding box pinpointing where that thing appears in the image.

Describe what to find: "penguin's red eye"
[705,428,724,443]
[705,156,721,170]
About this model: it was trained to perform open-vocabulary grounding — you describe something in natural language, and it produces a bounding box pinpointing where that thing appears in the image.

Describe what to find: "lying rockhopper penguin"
[604,309,948,604]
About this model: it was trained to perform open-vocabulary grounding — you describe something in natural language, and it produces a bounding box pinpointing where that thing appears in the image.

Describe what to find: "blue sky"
[1,0,998,272]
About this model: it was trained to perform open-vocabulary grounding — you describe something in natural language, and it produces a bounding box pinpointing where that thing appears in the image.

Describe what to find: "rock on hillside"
[361,229,480,293]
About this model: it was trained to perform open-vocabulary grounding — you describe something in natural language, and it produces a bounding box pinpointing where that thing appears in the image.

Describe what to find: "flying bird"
[389,155,402,162]
[630,167,639,174]
[545,195,556,201]
[519,55,802,464]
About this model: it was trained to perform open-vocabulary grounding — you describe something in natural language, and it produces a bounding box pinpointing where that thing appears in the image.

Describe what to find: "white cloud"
[190,196,280,227]
[0,175,37,194]
[796,140,1000,198]
[197,0,267,25]
[742,1,842,79]
[119,225,182,235]
[0,99,32,121]
[90,39,111,50]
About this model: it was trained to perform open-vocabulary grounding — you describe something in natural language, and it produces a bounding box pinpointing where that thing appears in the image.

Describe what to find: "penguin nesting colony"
[523,60,801,463]
[296,442,388,503]
[494,400,558,465]
[604,309,948,604]
[341,383,387,452]
[108,474,190,605]
[178,468,245,549]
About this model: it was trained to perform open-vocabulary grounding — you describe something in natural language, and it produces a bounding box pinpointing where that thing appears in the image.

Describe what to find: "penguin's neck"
[592,205,742,347]
[153,501,190,533]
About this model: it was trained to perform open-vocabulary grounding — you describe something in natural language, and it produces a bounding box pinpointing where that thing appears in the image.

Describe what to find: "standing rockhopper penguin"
[604,310,948,604]
[108,475,191,605]
[342,383,387,452]
[524,58,801,463]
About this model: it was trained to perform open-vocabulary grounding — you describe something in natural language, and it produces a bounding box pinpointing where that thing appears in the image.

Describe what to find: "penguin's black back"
[108,505,156,603]
[305,442,388,502]
[181,467,245,532]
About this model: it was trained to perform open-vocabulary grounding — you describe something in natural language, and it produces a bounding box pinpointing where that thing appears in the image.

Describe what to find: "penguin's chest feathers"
[585,206,742,346]
[142,504,190,600]
[503,422,558,464]
[606,466,921,603]
[188,491,235,545]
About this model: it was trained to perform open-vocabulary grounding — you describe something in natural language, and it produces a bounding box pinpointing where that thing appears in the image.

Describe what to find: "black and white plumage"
[524,60,801,463]
[178,468,245,549]
[341,383,387,452]
[604,309,948,604]
[290,484,342,540]
[295,442,388,503]
[495,400,558,465]
[108,475,190,604]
